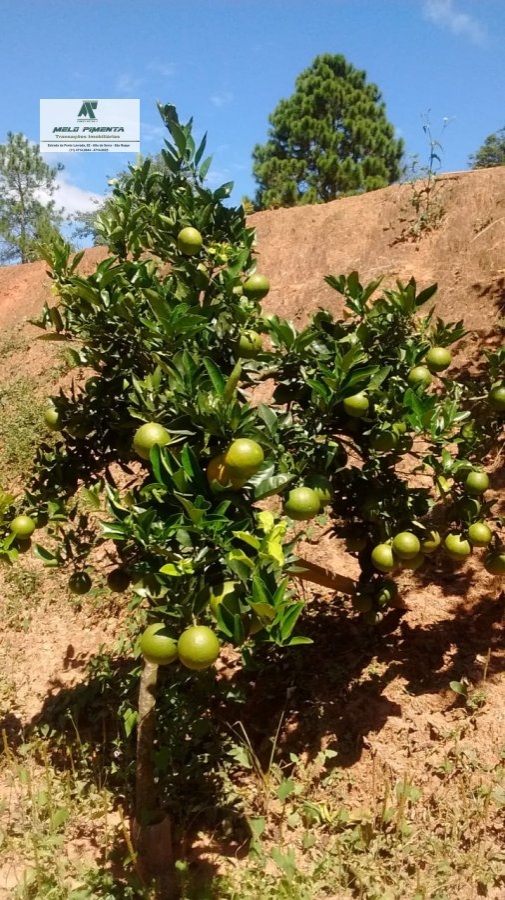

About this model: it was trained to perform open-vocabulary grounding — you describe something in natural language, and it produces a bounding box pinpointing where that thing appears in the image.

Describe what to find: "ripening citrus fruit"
[44,406,60,431]
[107,568,131,592]
[10,515,36,538]
[371,543,397,573]
[140,623,179,666]
[369,429,398,452]
[177,625,220,670]
[206,453,246,491]
[444,533,472,560]
[392,532,421,560]
[425,346,452,373]
[464,470,489,496]
[400,552,425,572]
[488,384,505,413]
[484,552,505,576]
[176,226,203,255]
[223,438,264,479]
[352,593,373,613]
[234,331,262,359]
[467,521,492,548]
[407,365,432,389]
[420,529,441,554]
[242,273,270,302]
[304,473,333,507]
[68,572,92,595]
[343,392,369,418]
[67,421,92,439]
[133,422,171,461]
[363,609,383,626]
[345,529,368,552]
[377,579,398,606]
[207,581,242,618]
[283,486,321,521]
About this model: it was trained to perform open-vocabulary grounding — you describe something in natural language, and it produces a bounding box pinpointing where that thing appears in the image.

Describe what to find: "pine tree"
[252,54,404,209]
[469,128,505,169]
[0,132,63,263]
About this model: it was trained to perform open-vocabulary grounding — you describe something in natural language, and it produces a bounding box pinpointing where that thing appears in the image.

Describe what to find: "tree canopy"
[0,132,64,264]
[469,127,505,169]
[252,54,404,210]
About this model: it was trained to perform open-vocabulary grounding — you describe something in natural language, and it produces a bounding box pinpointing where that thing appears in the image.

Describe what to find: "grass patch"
[0,565,41,632]
[0,377,46,483]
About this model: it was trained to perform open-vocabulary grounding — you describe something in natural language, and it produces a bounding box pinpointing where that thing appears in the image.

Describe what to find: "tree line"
[1,53,504,264]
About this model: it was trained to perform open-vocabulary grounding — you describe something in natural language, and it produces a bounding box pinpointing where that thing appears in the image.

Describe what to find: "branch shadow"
[224,584,505,771]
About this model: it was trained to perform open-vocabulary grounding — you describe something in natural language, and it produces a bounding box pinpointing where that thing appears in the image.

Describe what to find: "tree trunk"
[132,661,178,900]
[293,557,356,595]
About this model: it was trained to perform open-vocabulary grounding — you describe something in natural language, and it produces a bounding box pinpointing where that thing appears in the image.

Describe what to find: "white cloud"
[116,72,144,94]
[38,176,104,216]
[140,122,167,145]
[423,0,487,44]
[147,60,176,78]
[210,92,234,109]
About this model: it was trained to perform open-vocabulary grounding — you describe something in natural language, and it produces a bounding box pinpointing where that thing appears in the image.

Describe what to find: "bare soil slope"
[0,168,504,898]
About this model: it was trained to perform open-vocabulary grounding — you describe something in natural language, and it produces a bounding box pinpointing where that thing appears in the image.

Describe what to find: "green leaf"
[277,778,295,802]
[33,544,60,567]
[415,282,438,307]
[232,531,261,550]
[202,357,225,396]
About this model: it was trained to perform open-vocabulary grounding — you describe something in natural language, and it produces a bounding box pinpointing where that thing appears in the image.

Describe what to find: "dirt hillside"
[0,168,504,898]
[0,168,504,333]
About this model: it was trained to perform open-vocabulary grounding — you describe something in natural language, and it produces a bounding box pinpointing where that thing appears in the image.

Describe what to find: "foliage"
[469,126,505,169]
[251,53,404,209]
[15,100,505,652]
[5,103,504,891]
[0,132,64,264]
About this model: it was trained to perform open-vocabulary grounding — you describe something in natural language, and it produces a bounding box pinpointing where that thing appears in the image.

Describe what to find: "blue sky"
[0,0,503,232]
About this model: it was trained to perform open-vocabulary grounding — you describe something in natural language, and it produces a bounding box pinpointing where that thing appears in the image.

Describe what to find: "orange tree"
[5,103,505,888]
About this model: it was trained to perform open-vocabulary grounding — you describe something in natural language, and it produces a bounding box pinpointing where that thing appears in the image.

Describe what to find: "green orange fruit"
[407,365,432,389]
[392,532,421,560]
[44,406,60,431]
[371,543,397,573]
[140,624,179,665]
[177,626,220,671]
[400,552,425,572]
[467,521,492,548]
[234,331,262,359]
[484,552,505,576]
[223,438,264,479]
[444,533,472,561]
[425,346,452,373]
[10,515,36,538]
[464,470,489,496]
[177,226,203,255]
[369,429,398,452]
[343,392,369,418]
[419,530,441,554]
[488,385,505,413]
[68,572,92,595]
[133,422,171,461]
[283,486,321,521]
[107,569,131,592]
[242,273,270,302]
